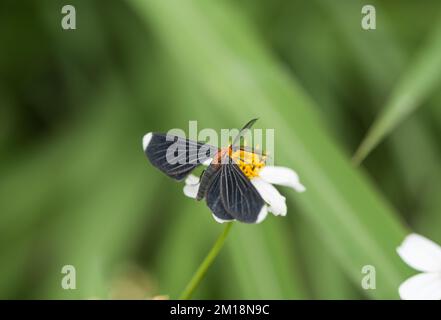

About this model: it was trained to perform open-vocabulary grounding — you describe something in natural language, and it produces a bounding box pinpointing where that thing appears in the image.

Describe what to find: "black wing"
[205,168,235,222]
[220,162,265,223]
[143,132,218,181]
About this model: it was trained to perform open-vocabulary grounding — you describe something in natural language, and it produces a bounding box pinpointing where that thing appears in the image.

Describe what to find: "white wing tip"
[255,205,268,223]
[212,214,234,224]
[142,132,153,151]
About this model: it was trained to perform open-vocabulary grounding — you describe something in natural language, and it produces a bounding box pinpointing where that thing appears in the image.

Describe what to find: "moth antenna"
[232,118,259,146]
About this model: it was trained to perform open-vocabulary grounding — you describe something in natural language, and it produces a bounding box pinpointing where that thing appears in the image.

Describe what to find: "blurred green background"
[1,0,441,299]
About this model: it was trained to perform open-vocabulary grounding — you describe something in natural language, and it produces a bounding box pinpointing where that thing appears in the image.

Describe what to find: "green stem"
[179,222,233,300]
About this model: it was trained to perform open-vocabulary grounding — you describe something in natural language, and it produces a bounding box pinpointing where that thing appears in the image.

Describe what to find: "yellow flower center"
[230,149,266,179]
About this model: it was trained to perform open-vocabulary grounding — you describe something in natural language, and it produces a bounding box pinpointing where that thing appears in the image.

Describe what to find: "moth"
[143,119,267,223]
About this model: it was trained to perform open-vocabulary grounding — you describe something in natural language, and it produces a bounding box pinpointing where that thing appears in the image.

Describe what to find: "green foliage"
[1,0,440,299]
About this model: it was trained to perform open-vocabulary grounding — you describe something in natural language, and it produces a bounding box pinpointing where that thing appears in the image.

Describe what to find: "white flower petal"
[212,214,235,224]
[142,132,153,151]
[251,177,287,216]
[399,272,441,300]
[259,166,305,192]
[397,233,441,272]
[183,174,200,199]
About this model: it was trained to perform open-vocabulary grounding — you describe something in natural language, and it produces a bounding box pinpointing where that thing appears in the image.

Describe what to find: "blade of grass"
[226,220,308,299]
[353,14,441,164]
[320,0,441,246]
[291,210,359,299]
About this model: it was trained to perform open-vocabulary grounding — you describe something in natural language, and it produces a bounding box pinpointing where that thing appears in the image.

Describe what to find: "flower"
[183,149,305,224]
[396,233,441,300]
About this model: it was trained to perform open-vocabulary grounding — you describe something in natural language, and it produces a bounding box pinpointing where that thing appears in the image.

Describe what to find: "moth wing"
[205,168,235,222]
[220,160,265,223]
[143,132,217,181]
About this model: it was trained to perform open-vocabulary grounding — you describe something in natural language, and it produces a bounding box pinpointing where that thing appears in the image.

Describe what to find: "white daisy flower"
[183,149,305,224]
[397,233,441,300]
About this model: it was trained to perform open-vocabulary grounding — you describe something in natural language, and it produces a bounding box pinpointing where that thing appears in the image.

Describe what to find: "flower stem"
[179,222,233,300]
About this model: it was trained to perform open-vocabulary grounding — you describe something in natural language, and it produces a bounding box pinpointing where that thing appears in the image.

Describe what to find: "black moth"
[143,119,266,223]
